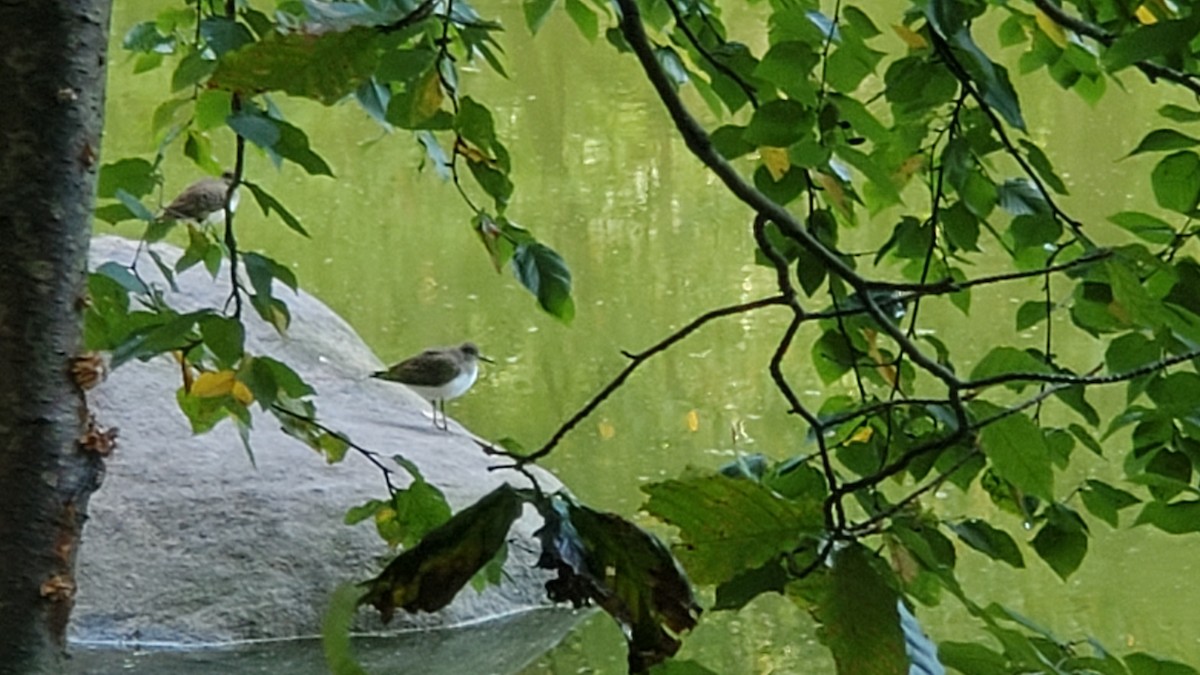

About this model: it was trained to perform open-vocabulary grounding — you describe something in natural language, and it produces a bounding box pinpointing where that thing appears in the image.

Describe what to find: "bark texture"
[0,0,112,671]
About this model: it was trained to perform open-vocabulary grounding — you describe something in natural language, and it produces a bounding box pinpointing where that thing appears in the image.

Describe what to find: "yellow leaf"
[455,137,492,165]
[191,370,235,398]
[847,426,874,444]
[892,24,928,50]
[1034,9,1068,47]
[816,172,850,218]
[1135,0,1173,24]
[232,380,255,406]
[685,409,700,432]
[412,68,444,122]
[759,146,790,181]
[886,536,921,584]
[894,154,925,183]
[598,420,616,440]
[864,328,899,387]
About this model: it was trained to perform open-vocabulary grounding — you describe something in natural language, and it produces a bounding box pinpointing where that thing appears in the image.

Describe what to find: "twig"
[502,295,789,464]
[1030,0,1200,98]
[270,404,402,495]
[662,0,759,108]
[927,28,1095,249]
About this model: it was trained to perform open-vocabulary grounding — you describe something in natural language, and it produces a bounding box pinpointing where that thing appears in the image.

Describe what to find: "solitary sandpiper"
[161,171,239,225]
[372,342,492,430]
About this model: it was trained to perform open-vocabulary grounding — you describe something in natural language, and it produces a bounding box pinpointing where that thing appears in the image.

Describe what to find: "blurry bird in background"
[160,171,239,226]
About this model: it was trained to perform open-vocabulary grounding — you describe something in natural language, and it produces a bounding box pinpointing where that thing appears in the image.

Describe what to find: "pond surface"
[98,1,1200,672]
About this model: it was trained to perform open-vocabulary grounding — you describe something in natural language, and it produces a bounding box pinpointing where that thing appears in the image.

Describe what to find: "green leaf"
[1079,479,1140,528]
[712,557,789,611]
[245,356,314,408]
[1151,150,1200,214]
[199,315,244,368]
[1124,652,1200,675]
[810,543,908,675]
[184,130,221,175]
[536,497,700,672]
[210,28,379,105]
[931,13,1025,130]
[1159,104,1200,123]
[1103,17,1200,72]
[322,583,369,675]
[960,172,998,219]
[1018,140,1067,195]
[1016,301,1047,331]
[642,473,823,585]
[564,0,598,41]
[837,146,901,207]
[1128,129,1200,156]
[753,165,805,206]
[743,100,810,147]
[710,126,755,160]
[654,46,688,89]
[997,179,1050,216]
[1031,504,1088,580]
[1134,500,1200,534]
[176,386,235,434]
[97,158,157,199]
[124,21,174,53]
[361,485,524,620]
[115,189,156,223]
[244,181,310,237]
[977,406,1054,502]
[937,641,1009,675]
[512,242,574,323]
[1105,332,1158,374]
[1108,211,1177,245]
[754,41,819,105]
[228,109,334,177]
[379,461,453,549]
[523,0,556,34]
[969,346,1050,389]
[199,17,254,57]
[171,49,216,92]
[195,90,233,131]
[949,519,1025,568]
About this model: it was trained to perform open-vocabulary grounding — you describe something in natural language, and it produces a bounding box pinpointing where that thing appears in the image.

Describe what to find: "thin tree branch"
[662,0,759,108]
[270,403,402,495]
[1030,0,1200,98]
[927,28,1095,249]
[490,295,789,465]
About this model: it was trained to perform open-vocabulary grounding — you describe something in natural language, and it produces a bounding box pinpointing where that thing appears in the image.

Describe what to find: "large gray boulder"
[72,236,569,656]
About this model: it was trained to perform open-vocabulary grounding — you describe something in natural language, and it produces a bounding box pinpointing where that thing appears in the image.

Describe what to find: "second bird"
[372,342,491,431]
[161,171,239,225]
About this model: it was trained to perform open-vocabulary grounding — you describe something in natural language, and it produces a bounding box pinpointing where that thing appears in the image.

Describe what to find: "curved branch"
[506,295,789,465]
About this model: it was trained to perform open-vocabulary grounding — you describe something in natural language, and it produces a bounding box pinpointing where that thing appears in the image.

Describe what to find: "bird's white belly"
[405,363,478,402]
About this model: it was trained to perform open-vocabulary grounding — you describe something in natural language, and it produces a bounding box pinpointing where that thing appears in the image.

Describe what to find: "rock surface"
[73,236,563,649]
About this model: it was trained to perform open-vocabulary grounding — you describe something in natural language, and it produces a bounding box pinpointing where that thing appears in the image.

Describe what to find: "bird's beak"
[479,354,495,364]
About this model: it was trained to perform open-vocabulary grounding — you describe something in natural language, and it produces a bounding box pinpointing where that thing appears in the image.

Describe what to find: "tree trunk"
[0,0,113,671]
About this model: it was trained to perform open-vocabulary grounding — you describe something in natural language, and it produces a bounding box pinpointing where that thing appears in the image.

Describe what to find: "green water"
[98,1,1200,672]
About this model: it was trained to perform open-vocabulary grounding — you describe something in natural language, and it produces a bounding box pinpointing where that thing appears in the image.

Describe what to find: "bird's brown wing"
[163,178,227,220]
[377,350,460,386]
